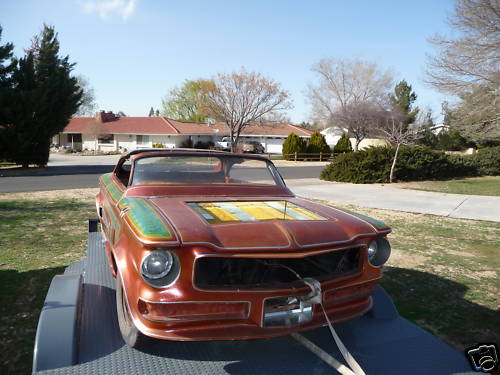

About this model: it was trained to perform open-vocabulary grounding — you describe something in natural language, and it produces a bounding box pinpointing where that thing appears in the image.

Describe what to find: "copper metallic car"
[96,149,392,348]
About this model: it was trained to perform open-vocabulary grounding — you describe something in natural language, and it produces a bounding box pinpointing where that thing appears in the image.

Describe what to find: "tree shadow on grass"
[0,266,66,375]
[381,266,500,352]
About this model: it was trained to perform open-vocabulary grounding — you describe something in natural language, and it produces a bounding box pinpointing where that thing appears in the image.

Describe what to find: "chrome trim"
[139,250,181,289]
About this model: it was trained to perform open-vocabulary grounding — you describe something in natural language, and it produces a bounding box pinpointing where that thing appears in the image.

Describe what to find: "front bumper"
[132,279,379,341]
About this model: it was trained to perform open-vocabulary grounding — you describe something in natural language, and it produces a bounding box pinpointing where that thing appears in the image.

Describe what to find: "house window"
[136,135,150,146]
[98,134,114,144]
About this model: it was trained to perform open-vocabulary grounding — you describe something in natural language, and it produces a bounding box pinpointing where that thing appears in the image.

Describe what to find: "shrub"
[436,128,470,151]
[152,142,165,148]
[194,141,215,149]
[282,133,306,160]
[395,146,464,181]
[180,138,194,148]
[471,147,500,175]
[333,133,353,153]
[320,145,483,183]
[321,146,393,183]
[306,131,330,154]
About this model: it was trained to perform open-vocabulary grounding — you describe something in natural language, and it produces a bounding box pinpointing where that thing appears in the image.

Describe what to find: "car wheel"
[116,272,151,349]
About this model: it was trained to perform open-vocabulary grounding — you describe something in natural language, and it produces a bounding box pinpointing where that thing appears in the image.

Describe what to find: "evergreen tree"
[389,80,419,128]
[416,110,438,148]
[4,25,82,166]
[306,131,330,154]
[148,106,154,116]
[155,109,159,117]
[0,27,15,122]
[282,133,306,160]
[333,133,353,153]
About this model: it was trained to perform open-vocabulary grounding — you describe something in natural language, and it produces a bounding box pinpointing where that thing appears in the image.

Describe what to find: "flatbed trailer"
[32,219,474,374]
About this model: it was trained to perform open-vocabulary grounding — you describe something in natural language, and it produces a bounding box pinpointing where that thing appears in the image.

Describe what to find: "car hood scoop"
[148,197,388,251]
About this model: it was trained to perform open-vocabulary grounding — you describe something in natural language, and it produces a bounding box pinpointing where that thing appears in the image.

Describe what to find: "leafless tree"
[307,57,394,127]
[426,0,500,94]
[75,75,98,116]
[449,85,500,142]
[83,119,106,154]
[333,101,383,151]
[203,69,292,152]
[376,107,418,183]
[425,0,499,143]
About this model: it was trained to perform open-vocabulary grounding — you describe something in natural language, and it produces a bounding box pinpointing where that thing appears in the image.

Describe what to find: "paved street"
[0,153,325,193]
[1,154,499,222]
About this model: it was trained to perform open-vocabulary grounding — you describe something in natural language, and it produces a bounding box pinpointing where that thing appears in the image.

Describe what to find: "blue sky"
[1,0,454,123]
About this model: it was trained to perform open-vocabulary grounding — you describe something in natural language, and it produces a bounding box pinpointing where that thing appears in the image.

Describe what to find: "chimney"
[95,111,117,123]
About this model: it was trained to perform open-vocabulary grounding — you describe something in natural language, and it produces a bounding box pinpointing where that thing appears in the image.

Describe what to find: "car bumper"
[130,279,378,341]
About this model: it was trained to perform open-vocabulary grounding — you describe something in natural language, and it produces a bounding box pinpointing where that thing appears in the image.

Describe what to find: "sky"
[1,0,455,123]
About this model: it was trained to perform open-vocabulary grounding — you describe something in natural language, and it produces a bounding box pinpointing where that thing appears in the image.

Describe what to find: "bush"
[320,145,486,183]
[333,133,353,153]
[471,147,500,175]
[282,133,306,160]
[436,128,470,151]
[194,141,215,149]
[306,131,330,154]
[321,146,393,183]
[180,138,194,148]
[152,142,165,148]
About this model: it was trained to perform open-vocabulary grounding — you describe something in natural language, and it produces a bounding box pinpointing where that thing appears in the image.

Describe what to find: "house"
[54,111,312,154]
[320,126,388,150]
[430,124,448,135]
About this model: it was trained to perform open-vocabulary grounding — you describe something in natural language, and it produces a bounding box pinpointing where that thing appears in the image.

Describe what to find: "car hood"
[133,196,390,251]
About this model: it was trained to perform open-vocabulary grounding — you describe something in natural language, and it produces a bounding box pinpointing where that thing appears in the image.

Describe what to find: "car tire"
[116,272,151,349]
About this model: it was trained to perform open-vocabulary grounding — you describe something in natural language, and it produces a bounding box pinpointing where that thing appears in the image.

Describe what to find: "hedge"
[320,146,499,183]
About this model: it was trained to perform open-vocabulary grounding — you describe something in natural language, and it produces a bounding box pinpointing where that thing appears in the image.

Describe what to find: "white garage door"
[265,138,284,154]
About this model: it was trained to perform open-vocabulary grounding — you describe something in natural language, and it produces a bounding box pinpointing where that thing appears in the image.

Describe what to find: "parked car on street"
[96,149,392,348]
[242,141,265,154]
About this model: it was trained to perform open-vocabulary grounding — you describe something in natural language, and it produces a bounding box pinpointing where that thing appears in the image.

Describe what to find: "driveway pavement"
[287,179,500,222]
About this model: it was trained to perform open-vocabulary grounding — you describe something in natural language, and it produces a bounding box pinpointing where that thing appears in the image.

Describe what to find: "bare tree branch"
[203,68,293,152]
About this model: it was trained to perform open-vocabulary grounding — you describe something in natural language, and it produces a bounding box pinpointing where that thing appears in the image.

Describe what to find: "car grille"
[194,247,361,290]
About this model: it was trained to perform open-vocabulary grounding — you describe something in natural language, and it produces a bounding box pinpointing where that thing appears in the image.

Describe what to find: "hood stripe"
[189,201,326,224]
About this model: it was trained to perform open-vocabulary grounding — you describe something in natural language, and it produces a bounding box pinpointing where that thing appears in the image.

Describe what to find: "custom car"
[96,149,392,348]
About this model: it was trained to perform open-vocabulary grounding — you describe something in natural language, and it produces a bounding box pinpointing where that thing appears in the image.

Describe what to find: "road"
[2,154,498,222]
[0,154,325,193]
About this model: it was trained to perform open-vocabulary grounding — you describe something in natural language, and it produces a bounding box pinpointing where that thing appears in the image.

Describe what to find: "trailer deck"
[33,220,474,374]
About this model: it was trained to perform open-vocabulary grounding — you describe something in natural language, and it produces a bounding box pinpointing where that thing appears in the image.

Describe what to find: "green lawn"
[0,194,95,374]
[0,190,499,374]
[398,176,500,196]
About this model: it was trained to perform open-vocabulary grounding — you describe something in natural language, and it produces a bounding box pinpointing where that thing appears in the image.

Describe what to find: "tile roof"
[63,116,312,137]
[63,117,179,135]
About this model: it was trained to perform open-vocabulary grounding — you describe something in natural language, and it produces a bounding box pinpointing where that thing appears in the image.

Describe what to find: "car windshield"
[131,155,282,186]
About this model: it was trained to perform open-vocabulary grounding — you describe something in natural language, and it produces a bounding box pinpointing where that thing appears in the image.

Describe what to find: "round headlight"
[141,251,173,279]
[367,237,391,267]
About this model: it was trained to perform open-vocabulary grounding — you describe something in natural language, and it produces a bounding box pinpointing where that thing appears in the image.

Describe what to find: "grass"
[0,189,499,374]
[397,176,500,196]
[326,203,500,352]
[0,192,95,374]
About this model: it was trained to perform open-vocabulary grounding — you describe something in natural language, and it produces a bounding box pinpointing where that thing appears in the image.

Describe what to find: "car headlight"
[367,238,391,267]
[141,250,180,288]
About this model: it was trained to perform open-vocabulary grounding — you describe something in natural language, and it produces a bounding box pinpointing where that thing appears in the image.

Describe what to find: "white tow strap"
[298,278,366,375]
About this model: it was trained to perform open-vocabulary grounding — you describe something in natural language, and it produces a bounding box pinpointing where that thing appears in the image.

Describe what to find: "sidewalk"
[287,179,500,223]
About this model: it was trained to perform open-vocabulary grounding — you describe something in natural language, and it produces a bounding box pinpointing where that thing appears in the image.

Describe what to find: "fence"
[279,152,339,161]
